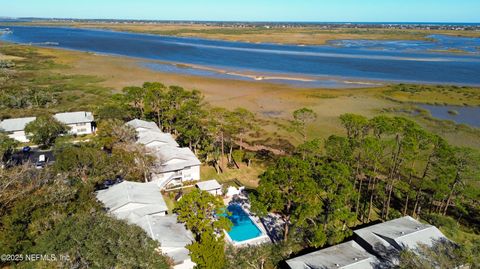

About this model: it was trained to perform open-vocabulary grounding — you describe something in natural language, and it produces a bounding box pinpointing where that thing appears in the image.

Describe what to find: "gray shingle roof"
[0,111,94,132]
[354,216,447,252]
[196,180,222,191]
[0,117,36,132]
[137,130,179,148]
[126,119,161,132]
[96,181,168,218]
[54,111,94,124]
[126,119,201,174]
[134,215,194,264]
[286,241,378,269]
[153,146,201,172]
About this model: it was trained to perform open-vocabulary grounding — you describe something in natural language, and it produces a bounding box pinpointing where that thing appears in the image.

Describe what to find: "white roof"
[96,181,168,219]
[0,117,36,132]
[134,215,194,264]
[0,111,94,132]
[286,241,378,269]
[196,180,222,191]
[54,111,94,124]
[153,146,201,173]
[137,130,179,148]
[126,119,161,132]
[354,216,447,252]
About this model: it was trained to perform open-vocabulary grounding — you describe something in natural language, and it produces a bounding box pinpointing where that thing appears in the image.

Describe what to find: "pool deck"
[223,202,271,247]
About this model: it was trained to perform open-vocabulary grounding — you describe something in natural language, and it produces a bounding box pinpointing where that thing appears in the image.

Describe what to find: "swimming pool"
[225,204,262,242]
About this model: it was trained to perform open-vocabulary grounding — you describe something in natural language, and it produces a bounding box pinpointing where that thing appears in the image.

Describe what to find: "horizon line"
[1,16,479,24]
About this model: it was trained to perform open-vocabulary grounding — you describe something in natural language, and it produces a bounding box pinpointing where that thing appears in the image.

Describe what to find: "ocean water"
[1,25,480,86]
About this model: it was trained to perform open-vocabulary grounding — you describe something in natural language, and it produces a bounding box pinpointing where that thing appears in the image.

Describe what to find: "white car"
[35,154,46,169]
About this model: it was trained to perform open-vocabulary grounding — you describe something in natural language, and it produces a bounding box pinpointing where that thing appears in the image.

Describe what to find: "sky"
[1,0,479,23]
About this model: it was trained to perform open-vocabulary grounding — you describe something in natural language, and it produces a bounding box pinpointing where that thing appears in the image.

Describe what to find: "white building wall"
[207,189,221,196]
[187,166,200,181]
[67,122,93,135]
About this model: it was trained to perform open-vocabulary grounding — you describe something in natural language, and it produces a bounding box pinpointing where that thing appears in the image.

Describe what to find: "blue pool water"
[225,204,262,242]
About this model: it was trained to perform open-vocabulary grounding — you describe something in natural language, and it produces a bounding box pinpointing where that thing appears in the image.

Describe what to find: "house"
[127,119,162,133]
[286,241,378,269]
[127,119,201,189]
[96,181,168,219]
[137,131,179,149]
[285,216,448,269]
[196,180,222,196]
[134,215,195,269]
[0,111,94,142]
[54,111,94,135]
[354,216,447,258]
[96,181,195,268]
[0,117,36,142]
[151,145,201,189]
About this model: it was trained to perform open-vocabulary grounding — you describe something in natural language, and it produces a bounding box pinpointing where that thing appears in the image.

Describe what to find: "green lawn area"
[200,163,265,189]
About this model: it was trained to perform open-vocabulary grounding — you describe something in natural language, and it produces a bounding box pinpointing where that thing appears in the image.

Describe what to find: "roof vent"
[353,258,359,261]
[400,231,405,235]
[335,264,340,267]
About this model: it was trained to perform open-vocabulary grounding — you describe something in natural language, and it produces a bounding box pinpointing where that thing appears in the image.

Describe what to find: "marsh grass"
[0,43,113,118]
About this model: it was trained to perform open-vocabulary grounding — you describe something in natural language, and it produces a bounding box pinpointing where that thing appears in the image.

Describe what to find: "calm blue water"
[419,104,480,128]
[330,35,480,54]
[225,204,262,242]
[1,25,480,86]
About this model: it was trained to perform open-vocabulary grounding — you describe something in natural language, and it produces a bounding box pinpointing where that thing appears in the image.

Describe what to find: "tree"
[225,243,289,269]
[94,119,137,151]
[174,188,231,238]
[187,232,226,269]
[54,143,109,182]
[24,115,69,147]
[313,161,356,245]
[31,212,170,269]
[0,132,17,166]
[293,108,317,142]
[144,82,167,126]
[339,113,369,140]
[398,239,469,269]
[122,86,146,118]
[174,189,232,269]
[251,156,321,243]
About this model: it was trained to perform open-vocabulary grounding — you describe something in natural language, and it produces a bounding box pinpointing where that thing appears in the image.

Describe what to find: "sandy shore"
[3,42,479,149]
[30,45,402,145]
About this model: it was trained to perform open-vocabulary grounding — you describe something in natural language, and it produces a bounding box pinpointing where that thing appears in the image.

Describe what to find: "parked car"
[35,154,46,169]
[22,146,31,153]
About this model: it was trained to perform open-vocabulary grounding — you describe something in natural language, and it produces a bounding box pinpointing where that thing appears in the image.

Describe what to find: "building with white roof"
[96,182,194,268]
[134,215,195,269]
[0,111,94,142]
[286,241,378,269]
[127,119,162,133]
[196,179,222,196]
[0,117,36,142]
[127,119,201,189]
[286,216,448,269]
[354,216,447,257]
[54,111,94,135]
[96,181,168,219]
[137,131,180,149]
